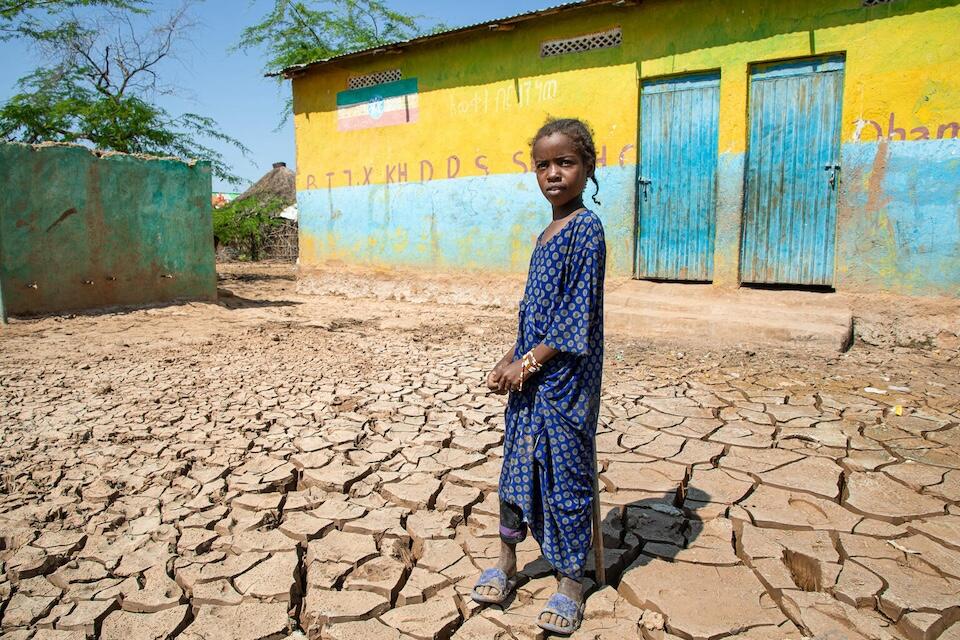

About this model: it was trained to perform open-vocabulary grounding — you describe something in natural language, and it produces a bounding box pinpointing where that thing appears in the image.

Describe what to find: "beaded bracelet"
[518,349,543,391]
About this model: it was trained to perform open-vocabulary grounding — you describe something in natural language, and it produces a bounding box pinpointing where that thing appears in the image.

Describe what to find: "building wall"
[0,143,216,316]
[291,0,960,297]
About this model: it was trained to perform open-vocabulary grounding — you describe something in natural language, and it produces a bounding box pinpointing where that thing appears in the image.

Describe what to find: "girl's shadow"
[588,487,711,587]
[509,487,713,595]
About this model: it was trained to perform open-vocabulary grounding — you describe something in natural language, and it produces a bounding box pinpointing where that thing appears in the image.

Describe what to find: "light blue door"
[741,56,845,285]
[637,72,720,281]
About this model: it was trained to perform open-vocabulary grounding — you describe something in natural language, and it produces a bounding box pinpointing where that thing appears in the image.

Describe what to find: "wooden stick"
[591,453,606,586]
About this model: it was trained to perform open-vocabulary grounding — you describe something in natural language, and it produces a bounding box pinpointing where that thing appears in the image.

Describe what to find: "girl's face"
[532,132,592,208]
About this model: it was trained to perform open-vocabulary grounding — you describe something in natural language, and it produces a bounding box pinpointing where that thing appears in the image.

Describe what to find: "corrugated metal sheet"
[741,56,845,286]
[636,73,720,281]
[273,0,611,77]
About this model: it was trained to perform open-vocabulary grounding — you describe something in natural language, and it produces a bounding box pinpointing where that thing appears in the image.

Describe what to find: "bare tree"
[0,1,249,183]
[0,0,146,40]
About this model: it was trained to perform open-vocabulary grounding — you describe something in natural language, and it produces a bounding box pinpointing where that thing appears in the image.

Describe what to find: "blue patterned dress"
[498,210,605,580]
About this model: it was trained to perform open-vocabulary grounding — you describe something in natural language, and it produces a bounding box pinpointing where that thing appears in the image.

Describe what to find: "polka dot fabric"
[498,210,605,580]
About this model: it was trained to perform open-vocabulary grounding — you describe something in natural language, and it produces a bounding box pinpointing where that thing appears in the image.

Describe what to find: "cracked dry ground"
[1,264,959,640]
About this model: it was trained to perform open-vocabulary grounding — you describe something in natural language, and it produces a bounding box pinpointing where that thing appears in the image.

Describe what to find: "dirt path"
[1,262,958,639]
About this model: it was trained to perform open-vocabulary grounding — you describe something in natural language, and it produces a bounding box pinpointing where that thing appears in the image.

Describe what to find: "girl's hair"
[531,117,601,206]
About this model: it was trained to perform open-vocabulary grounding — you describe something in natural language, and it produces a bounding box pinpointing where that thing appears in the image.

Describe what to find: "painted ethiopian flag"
[336,78,419,132]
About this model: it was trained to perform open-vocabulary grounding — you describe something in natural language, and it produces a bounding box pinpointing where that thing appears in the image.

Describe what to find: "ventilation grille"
[348,69,402,89]
[862,0,895,5]
[541,27,622,58]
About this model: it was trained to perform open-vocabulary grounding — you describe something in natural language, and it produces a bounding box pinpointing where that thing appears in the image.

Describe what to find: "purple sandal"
[471,567,517,604]
[537,592,584,635]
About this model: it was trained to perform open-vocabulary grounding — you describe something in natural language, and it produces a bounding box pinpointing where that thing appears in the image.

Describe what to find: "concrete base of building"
[605,279,854,352]
[297,262,960,351]
[297,263,527,308]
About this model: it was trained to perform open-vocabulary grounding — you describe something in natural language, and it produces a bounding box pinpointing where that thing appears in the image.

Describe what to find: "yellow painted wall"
[294,65,638,190]
[291,0,960,295]
[293,0,960,186]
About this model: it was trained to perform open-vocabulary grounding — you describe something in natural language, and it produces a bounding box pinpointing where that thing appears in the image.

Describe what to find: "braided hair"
[531,117,601,206]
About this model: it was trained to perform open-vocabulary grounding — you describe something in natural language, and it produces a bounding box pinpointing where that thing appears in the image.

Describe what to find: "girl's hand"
[486,367,505,393]
[498,360,524,393]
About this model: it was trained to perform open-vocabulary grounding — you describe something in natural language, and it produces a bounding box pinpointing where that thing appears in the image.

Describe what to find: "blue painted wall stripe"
[296,139,960,296]
[298,165,636,275]
[836,139,960,296]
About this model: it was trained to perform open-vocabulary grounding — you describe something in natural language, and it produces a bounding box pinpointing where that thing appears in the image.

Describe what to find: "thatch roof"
[237,162,296,206]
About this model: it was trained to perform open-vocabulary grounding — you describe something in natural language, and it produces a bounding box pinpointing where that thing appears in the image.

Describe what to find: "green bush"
[213,196,286,260]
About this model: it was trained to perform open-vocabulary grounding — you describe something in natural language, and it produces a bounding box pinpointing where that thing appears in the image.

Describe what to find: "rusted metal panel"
[741,56,845,286]
[636,72,720,281]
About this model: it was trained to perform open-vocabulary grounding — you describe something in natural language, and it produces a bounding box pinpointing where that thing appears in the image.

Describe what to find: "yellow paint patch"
[295,65,638,189]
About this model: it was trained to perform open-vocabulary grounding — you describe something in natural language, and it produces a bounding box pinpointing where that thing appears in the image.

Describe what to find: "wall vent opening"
[347,69,402,89]
[540,27,622,58]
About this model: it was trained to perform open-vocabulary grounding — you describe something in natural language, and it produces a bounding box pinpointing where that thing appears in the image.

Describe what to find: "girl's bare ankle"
[558,576,582,600]
[497,542,517,574]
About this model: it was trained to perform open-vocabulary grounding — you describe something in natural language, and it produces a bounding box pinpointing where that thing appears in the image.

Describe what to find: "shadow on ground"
[216,288,301,310]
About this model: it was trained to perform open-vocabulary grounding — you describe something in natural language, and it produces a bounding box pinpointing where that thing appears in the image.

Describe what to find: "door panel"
[741,56,845,285]
[636,73,720,281]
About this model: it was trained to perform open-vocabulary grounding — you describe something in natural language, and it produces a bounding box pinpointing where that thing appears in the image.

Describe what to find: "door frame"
[633,68,722,282]
[739,52,847,287]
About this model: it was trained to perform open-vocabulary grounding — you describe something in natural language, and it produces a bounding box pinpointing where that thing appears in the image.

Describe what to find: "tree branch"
[289,2,323,47]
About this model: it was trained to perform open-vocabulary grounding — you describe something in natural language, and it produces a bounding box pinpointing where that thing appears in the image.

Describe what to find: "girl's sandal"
[470,567,518,604]
[536,592,585,635]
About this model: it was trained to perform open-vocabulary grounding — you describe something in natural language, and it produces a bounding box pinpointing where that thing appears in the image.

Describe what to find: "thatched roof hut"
[236,162,295,207]
[225,162,300,261]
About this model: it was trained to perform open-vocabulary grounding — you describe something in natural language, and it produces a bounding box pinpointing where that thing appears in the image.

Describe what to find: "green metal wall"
[0,143,216,317]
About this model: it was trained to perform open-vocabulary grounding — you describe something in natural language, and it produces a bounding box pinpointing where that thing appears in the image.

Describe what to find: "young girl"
[472,118,605,635]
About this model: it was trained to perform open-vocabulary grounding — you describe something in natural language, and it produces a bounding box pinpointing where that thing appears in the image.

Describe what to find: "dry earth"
[1,262,959,640]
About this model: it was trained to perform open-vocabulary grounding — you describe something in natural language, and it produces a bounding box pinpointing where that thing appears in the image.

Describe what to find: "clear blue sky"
[0,0,553,192]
